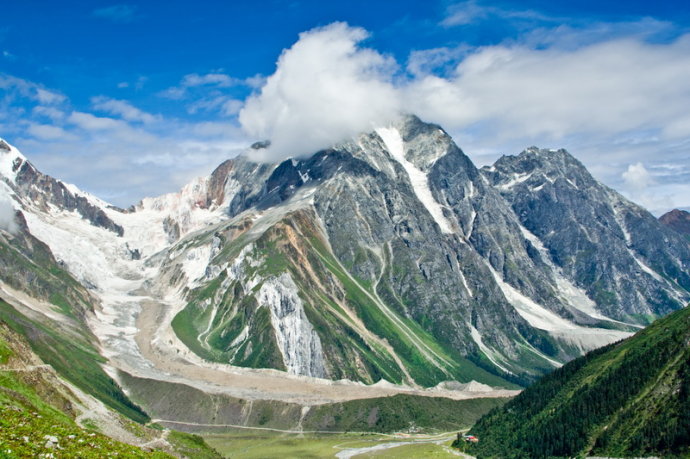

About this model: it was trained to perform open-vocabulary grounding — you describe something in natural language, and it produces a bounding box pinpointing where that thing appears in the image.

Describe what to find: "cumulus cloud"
[239,22,690,164]
[407,36,690,141]
[239,22,400,161]
[0,194,17,234]
[622,162,654,190]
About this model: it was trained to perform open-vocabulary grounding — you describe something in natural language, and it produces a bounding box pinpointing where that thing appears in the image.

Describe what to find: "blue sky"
[2,1,690,213]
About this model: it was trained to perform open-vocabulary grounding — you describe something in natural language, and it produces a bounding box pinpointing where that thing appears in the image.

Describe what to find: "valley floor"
[120,292,518,405]
[202,429,472,458]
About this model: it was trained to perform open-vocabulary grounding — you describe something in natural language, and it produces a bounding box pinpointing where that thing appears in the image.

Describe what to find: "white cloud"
[32,106,66,121]
[406,35,690,143]
[26,123,77,141]
[406,46,469,77]
[91,96,159,123]
[182,73,237,88]
[68,111,125,131]
[239,22,401,161]
[0,75,66,105]
[442,1,552,27]
[35,88,66,105]
[622,162,654,190]
[222,99,244,116]
[160,72,239,99]
[187,96,243,116]
[238,23,690,164]
[442,1,491,26]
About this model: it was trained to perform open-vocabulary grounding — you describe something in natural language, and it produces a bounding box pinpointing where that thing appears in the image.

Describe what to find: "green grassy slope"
[462,305,690,458]
[303,394,508,433]
[0,323,221,458]
[0,229,155,423]
[171,210,516,389]
[0,299,150,424]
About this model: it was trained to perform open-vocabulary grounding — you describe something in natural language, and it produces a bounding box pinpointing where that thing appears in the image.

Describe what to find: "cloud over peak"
[239,22,401,161]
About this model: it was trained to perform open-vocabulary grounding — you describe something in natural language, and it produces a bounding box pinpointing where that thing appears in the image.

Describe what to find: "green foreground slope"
[464,305,690,458]
[0,322,220,458]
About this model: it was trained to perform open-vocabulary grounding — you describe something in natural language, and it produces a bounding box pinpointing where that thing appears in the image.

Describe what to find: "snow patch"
[611,198,673,286]
[498,172,533,190]
[483,258,632,357]
[518,224,607,320]
[376,127,454,234]
[180,244,215,287]
[550,328,630,354]
[486,262,577,332]
[458,270,473,297]
[0,138,26,183]
[469,326,513,374]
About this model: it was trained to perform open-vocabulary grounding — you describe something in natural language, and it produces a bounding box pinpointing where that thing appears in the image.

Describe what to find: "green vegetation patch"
[465,306,690,458]
[0,300,150,423]
[0,402,169,458]
[167,431,222,459]
[204,431,461,459]
[304,395,508,433]
[0,359,168,457]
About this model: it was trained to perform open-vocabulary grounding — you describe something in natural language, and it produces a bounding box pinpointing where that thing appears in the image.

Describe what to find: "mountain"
[461,302,690,458]
[483,147,690,323]
[1,115,689,432]
[660,208,690,236]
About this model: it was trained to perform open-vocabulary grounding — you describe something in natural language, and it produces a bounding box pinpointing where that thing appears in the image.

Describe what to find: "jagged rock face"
[482,147,690,321]
[3,119,689,389]
[4,154,123,236]
[660,209,690,235]
[162,116,658,386]
[257,273,326,378]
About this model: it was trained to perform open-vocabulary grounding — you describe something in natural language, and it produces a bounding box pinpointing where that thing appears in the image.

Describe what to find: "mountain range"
[1,115,689,437]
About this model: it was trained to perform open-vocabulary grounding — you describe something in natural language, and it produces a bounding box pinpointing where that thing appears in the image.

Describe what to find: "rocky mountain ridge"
[0,115,688,412]
[660,208,690,236]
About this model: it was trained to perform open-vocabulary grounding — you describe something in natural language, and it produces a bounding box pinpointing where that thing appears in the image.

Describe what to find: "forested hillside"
[463,305,690,458]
